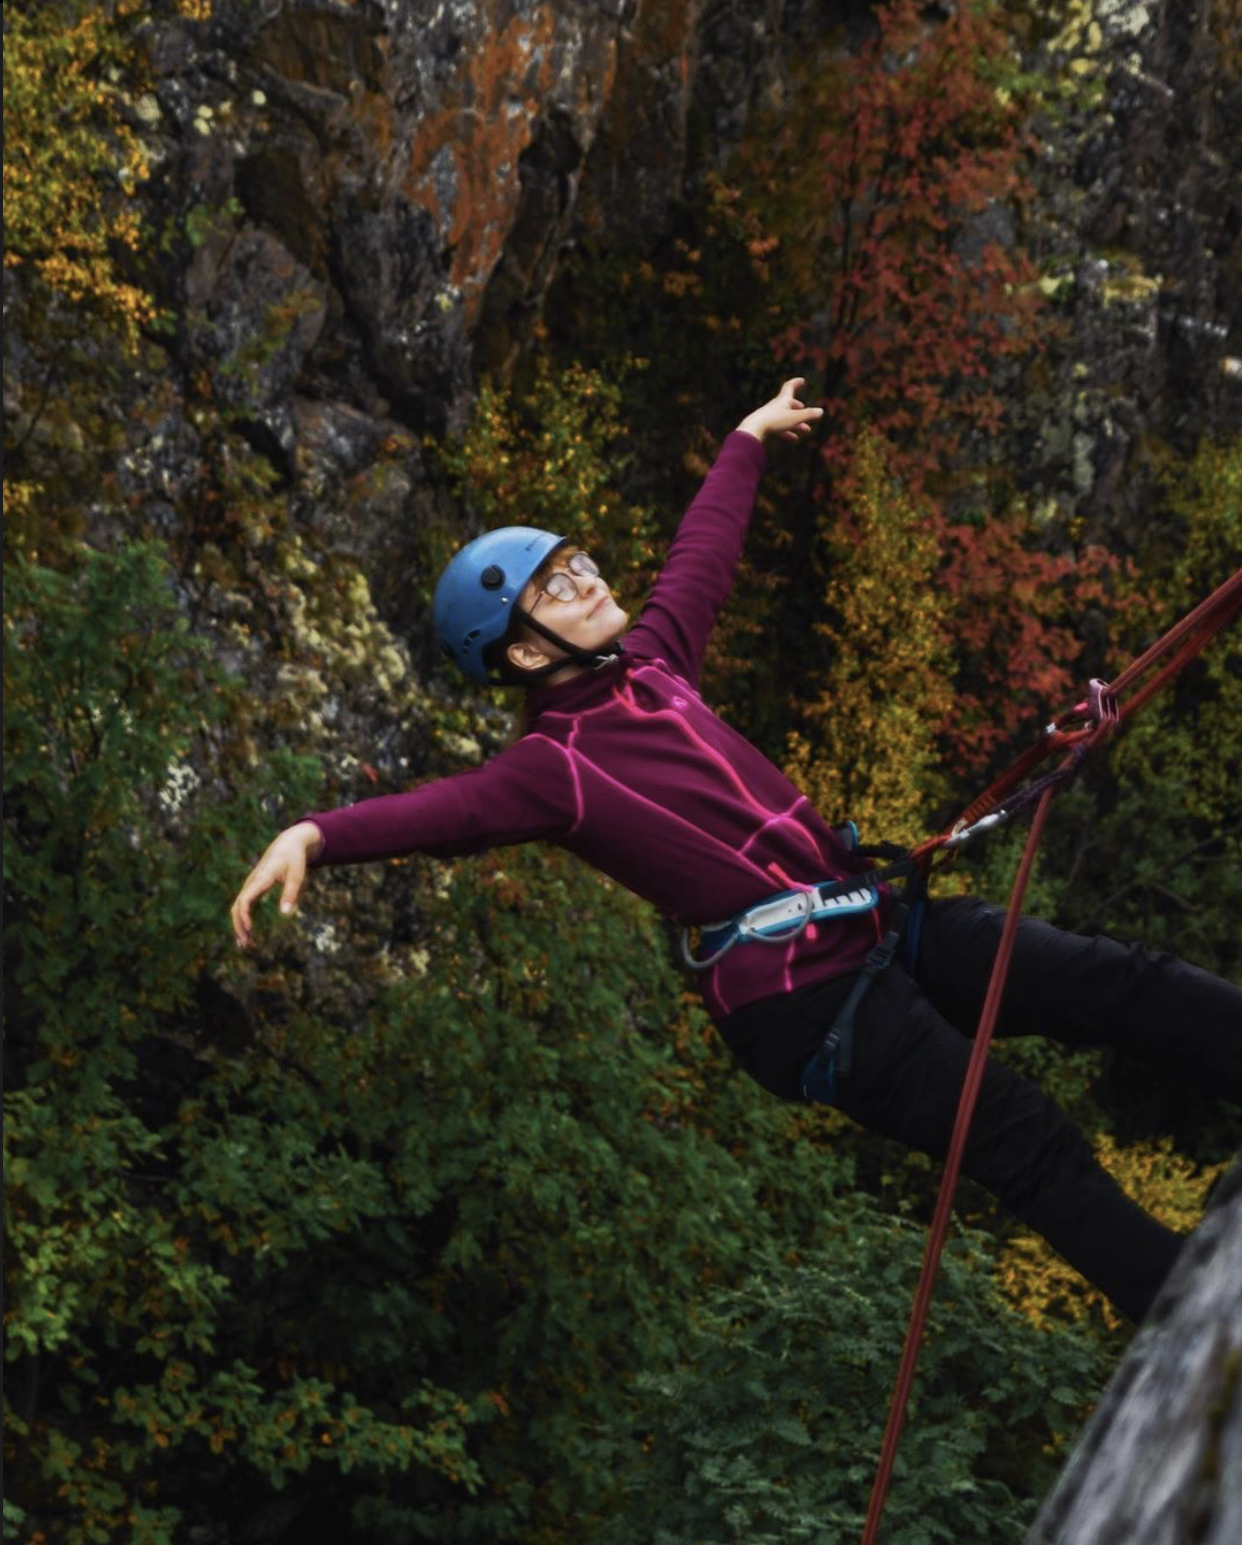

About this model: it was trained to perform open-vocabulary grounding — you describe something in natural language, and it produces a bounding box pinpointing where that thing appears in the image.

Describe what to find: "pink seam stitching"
[563,747,780,891]
[740,797,817,859]
[525,731,585,834]
[612,682,825,865]
[611,680,762,804]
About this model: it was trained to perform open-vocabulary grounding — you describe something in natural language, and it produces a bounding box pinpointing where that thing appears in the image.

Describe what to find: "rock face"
[152,0,639,440]
[141,1,897,450]
[1017,0,1242,542]
[1026,1159,1242,1545]
[129,0,1239,558]
[128,0,662,674]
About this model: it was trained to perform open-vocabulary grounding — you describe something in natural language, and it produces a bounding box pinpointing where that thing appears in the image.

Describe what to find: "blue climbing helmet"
[433,526,564,684]
[434,525,626,685]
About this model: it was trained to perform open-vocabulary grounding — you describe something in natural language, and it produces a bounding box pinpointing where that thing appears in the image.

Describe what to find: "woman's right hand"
[231,821,324,949]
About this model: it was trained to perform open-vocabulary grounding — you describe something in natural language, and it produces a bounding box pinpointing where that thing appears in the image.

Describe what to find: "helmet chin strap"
[507,606,624,681]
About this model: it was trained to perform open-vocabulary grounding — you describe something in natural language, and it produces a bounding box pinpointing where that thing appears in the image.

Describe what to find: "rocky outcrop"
[1026,1159,1242,1545]
[1018,0,1242,542]
[140,2,883,445]
[145,0,640,443]
[119,0,674,697]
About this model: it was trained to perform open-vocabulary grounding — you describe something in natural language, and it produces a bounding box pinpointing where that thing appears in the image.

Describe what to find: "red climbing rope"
[912,565,1242,866]
[859,564,1242,1545]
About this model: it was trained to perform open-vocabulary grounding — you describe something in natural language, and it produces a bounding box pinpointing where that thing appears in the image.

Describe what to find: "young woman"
[231,380,1241,1325]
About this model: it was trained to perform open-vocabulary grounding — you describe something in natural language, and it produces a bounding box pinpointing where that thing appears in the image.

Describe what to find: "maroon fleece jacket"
[304,430,892,1019]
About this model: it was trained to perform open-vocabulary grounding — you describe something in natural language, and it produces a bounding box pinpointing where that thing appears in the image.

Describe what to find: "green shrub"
[605,1227,1111,1545]
[4,544,485,1543]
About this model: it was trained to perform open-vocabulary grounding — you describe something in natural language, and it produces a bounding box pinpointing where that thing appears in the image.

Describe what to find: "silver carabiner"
[943,809,1008,850]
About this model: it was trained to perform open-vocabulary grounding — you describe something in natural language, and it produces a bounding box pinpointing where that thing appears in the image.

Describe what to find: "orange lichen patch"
[350,86,395,160]
[405,10,557,324]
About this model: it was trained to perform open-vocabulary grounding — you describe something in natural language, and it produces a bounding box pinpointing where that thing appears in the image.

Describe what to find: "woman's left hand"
[736,379,823,443]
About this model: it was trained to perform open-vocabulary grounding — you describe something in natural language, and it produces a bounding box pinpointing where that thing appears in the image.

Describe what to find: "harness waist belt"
[705,883,880,945]
[683,880,880,972]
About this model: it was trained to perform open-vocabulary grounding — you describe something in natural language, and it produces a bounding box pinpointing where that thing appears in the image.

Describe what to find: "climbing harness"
[681,823,877,971]
[680,830,928,1108]
[680,832,930,1103]
[799,865,926,1105]
[857,564,1242,1545]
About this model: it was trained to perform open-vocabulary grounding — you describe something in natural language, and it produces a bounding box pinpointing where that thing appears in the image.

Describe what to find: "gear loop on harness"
[735,886,816,946]
[679,893,814,973]
[679,924,739,973]
[680,872,899,974]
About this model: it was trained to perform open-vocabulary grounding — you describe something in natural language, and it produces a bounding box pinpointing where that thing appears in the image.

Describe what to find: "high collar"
[525,641,628,715]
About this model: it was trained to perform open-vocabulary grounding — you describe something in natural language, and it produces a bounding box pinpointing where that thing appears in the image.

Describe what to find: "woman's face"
[507,548,629,678]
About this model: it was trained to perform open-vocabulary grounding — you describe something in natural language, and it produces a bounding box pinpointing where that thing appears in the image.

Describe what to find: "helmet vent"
[480,565,504,590]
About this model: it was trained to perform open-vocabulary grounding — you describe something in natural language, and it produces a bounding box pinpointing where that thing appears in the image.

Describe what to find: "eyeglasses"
[534,551,601,605]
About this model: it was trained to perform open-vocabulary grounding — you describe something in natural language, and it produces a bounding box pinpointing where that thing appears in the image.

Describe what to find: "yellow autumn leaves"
[4,5,159,343]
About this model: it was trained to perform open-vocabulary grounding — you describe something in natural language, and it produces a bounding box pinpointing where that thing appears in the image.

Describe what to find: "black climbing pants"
[718,896,1242,1324]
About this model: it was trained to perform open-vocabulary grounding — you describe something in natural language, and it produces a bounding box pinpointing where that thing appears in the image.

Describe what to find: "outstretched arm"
[229,735,577,950]
[623,378,822,682]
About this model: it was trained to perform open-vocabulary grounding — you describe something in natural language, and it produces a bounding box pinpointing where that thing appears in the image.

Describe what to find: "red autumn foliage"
[757,0,1125,770]
[771,0,1042,487]
[940,519,1121,766]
